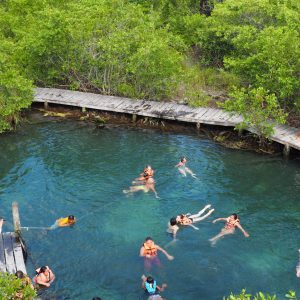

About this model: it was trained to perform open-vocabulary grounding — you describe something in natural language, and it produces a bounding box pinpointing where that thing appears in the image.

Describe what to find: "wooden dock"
[0,232,26,274]
[0,202,27,275]
[34,88,300,152]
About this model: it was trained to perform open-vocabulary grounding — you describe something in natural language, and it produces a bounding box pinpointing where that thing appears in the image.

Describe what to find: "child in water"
[175,156,197,178]
[141,275,167,300]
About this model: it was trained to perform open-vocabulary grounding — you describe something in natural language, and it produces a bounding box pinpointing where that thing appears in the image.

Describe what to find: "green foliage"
[0,37,33,133]
[0,272,36,299]
[221,87,287,139]
[224,289,297,300]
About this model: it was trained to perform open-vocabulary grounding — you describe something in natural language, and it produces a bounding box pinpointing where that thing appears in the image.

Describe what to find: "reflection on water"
[1,118,300,299]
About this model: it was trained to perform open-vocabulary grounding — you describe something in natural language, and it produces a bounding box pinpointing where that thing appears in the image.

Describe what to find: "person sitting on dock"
[14,270,34,299]
[167,205,215,239]
[209,213,249,245]
[140,237,174,270]
[141,274,167,299]
[175,156,197,178]
[0,217,5,234]
[124,178,159,198]
[34,266,55,288]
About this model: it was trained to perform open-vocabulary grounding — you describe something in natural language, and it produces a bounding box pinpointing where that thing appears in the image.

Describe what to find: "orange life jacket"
[143,243,157,256]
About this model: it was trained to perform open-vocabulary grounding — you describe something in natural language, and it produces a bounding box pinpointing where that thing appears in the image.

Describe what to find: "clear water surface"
[1,116,300,299]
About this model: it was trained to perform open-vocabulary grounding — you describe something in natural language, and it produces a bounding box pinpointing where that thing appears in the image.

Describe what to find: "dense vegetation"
[0,0,299,136]
[0,273,36,299]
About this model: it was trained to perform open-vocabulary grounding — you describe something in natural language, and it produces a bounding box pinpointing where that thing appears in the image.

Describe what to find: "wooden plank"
[0,234,7,272]
[12,234,26,274]
[3,233,16,274]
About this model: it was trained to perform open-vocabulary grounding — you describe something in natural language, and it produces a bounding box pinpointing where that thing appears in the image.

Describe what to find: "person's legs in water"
[209,228,235,245]
[190,205,215,223]
[144,256,161,271]
[296,249,300,277]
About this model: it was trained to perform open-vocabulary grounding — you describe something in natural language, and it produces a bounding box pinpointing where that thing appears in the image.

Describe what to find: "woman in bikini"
[139,237,174,270]
[33,266,55,288]
[209,213,249,245]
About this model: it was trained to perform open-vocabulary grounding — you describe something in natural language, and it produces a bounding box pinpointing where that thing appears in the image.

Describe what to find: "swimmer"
[141,274,167,300]
[296,249,300,277]
[0,217,5,234]
[124,178,159,198]
[209,213,249,245]
[140,237,174,270]
[33,266,55,288]
[175,156,197,178]
[167,204,215,239]
[135,165,154,182]
[50,215,76,229]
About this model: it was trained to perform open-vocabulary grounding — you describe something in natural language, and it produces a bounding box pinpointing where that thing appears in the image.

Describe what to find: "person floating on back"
[209,213,249,245]
[175,156,197,178]
[33,266,55,288]
[141,274,167,300]
[140,237,174,271]
[167,204,215,239]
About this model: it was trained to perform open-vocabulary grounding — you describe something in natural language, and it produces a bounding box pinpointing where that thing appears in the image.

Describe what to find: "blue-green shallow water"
[1,118,300,299]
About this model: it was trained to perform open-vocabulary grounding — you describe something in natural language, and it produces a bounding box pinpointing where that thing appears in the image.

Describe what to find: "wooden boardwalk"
[34,88,300,151]
[0,232,26,274]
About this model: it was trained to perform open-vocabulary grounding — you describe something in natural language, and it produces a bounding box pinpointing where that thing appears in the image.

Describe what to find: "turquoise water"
[1,117,300,299]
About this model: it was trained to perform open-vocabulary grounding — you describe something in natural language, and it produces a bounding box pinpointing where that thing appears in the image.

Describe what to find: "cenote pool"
[1,116,300,299]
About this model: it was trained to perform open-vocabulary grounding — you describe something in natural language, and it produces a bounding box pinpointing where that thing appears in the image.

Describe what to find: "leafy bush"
[0,272,36,300]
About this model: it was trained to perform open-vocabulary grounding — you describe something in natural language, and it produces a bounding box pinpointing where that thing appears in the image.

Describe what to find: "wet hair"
[180,156,186,162]
[145,237,153,242]
[170,217,177,226]
[15,270,24,279]
[92,298,102,300]
[39,266,47,274]
[68,215,75,220]
[146,276,154,284]
[232,213,238,220]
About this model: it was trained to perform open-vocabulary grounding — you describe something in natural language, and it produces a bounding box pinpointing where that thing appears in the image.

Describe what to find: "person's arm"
[172,226,179,239]
[175,162,182,168]
[141,275,147,289]
[156,283,167,292]
[156,245,174,260]
[236,222,250,237]
[186,223,199,230]
[48,269,55,284]
[36,275,50,287]
[212,218,227,224]
[139,246,146,257]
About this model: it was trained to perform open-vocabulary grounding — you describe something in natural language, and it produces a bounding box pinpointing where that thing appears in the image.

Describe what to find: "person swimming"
[209,213,249,245]
[124,177,159,198]
[33,266,55,288]
[175,156,197,178]
[135,165,154,182]
[167,205,215,239]
[140,237,174,271]
[50,215,76,229]
[141,274,167,299]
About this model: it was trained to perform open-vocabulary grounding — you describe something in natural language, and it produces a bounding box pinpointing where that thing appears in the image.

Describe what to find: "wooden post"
[196,122,201,130]
[12,202,21,237]
[44,101,48,109]
[82,107,86,113]
[132,114,137,123]
[283,144,290,157]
